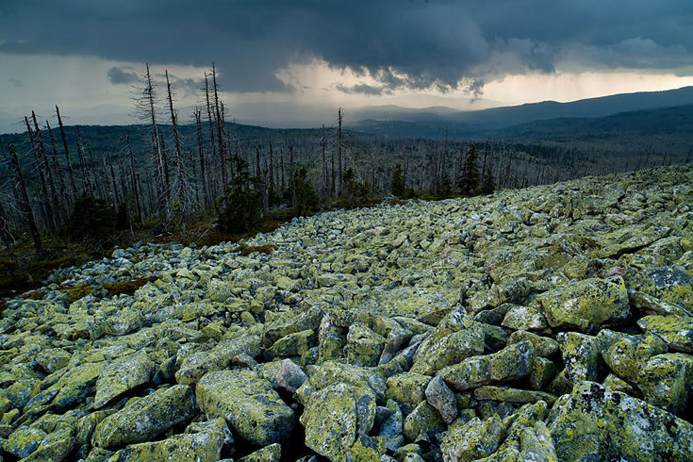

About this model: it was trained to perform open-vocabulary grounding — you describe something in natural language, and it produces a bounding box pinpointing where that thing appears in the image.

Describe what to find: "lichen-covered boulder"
[20,425,75,462]
[530,357,557,391]
[175,332,261,385]
[238,443,282,462]
[508,330,559,358]
[300,382,383,461]
[501,304,548,331]
[196,369,294,447]
[638,353,693,415]
[266,329,315,359]
[115,418,231,462]
[440,355,493,391]
[310,361,386,401]
[537,277,630,333]
[385,372,431,412]
[548,381,693,461]
[4,425,46,459]
[94,351,155,408]
[410,306,485,375]
[441,416,503,461]
[403,401,445,443]
[637,315,693,353]
[378,399,404,452]
[50,361,104,410]
[92,384,197,448]
[344,323,386,367]
[490,341,533,382]
[556,331,602,384]
[473,385,557,405]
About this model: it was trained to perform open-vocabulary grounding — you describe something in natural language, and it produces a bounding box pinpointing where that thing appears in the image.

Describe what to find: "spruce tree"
[458,145,480,196]
[391,163,405,197]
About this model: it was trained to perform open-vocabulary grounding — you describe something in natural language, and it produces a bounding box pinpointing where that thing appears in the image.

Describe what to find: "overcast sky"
[1,0,693,133]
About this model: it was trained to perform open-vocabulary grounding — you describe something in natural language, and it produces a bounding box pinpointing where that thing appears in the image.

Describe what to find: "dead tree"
[56,106,78,197]
[212,63,228,187]
[204,74,219,198]
[8,143,42,251]
[321,125,328,197]
[194,108,210,210]
[165,70,190,224]
[45,121,68,212]
[338,108,343,195]
[25,116,57,230]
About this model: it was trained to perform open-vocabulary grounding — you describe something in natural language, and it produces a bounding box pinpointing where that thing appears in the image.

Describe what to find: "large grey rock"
[94,351,155,408]
[92,384,197,448]
[548,381,693,461]
[116,418,232,461]
[537,277,630,333]
[196,369,294,447]
[300,382,384,461]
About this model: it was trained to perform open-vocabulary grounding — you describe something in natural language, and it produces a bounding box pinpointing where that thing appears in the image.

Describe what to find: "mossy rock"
[385,372,431,412]
[196,369,294,447]
[638,353,693,415]
[473,385,557,405]
[439,355,493,391]
[403,401,445,443]
[266,329,315,359]
[50,361,104,410]
[92,384,197,448]
[115,418,231,462]
[556,331,603,384]
[344,323,386,367]
[300,382,382,461]
[548,381,693,461]
[441,416,503,461]
[238,443,282,462]
[94,351,155,409]
[4,425,47,458]
[490,341,533,382]
[537,277,630,333]
[638,315,693,353]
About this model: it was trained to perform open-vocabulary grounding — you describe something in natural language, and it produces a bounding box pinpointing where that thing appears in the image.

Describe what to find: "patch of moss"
[65,282,95,304]
[103,276,158,296]
[240,244,278,257]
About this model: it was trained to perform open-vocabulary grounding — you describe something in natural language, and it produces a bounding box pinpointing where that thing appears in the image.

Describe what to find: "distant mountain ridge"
[349,86,693,138]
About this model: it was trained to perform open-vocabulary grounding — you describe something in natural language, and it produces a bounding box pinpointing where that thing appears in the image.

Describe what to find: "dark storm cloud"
[336,83,389,96]
[107,67,138,85]
[1,0,691,95]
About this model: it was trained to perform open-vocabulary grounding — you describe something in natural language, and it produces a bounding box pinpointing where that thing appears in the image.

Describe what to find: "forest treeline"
[0,62,687,290]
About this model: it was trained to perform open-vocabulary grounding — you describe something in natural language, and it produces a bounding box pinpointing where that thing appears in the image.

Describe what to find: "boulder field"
[1,164,693,461]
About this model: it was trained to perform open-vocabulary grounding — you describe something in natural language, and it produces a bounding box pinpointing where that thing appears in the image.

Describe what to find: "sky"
[1,0,693,133]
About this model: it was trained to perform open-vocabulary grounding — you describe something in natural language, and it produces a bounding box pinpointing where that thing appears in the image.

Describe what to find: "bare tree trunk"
[338,108,343,195]
[46,121,68,213]
[166,70,189,224]
[32,113,62,224]
[76,129,91,195]
[194,108,209,210]
[8,143,42,251]
[25,117,57,230]
[204,74,219,199]
[212,63,228,187]
[56,105,78,198]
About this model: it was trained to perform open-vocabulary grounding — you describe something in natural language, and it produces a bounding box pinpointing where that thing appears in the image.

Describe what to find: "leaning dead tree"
[165,69,190,225]
[8,143,42,251]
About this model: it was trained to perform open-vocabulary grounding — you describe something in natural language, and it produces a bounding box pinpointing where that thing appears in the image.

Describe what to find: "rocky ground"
[1,164,693,461]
